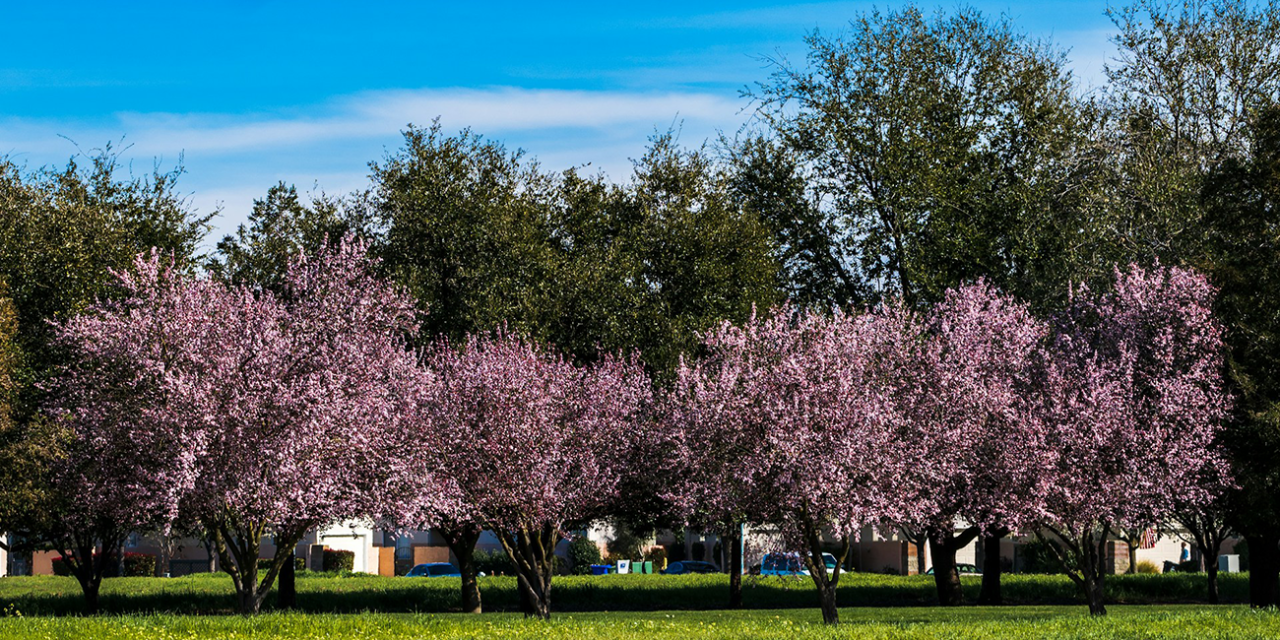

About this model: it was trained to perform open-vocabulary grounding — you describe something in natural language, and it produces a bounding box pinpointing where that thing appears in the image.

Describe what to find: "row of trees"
[0,0,1275,621]
[29,232,1232,623]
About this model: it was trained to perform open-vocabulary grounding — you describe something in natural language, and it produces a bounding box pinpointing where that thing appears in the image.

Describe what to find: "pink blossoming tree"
[50,238,441,614]
[905,282,1050,606]
[46,259,208,613]
[1035,264,1230,616]
[405,331,651,620]
[670,306,929,625]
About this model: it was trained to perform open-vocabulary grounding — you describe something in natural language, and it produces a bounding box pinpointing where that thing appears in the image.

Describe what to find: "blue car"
[757,552,841,576]
[662,560,719,575]
[404,562,461,577]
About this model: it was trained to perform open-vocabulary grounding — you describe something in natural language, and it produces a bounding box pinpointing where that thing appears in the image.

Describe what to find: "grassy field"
[0,606,1276,639]
[0,571,1247,616]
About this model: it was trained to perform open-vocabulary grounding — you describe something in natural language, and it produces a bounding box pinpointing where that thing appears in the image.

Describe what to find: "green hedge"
[0,571,1251,617]
[49,553,155,578]
[122,553,156,578]
[321,549,354,574]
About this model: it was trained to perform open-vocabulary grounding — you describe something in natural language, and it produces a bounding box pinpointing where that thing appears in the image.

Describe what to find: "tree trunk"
[1081,530,1108,616]
[1246,532,1280,608]
[1084,571,1107,616]
[203,537,216,573]
[800,515,849,625]
[817,579,839,625]
[277,549,296,610]
[725,526,743,609]
[497,523,558,620]
[803,546,841,624]
[928,526,979,606]
[65,534,120,615]
[1207,562,1220,605]
[977,530,1005,605]
[1127,538,1139,575]
[211,521,308,614]
[444,527,483,614]
[77,575,101,615]
[236,578,263,615]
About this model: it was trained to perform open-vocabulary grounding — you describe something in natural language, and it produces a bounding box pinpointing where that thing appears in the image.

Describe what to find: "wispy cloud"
[1,87,742,158]
[0,87,748,242]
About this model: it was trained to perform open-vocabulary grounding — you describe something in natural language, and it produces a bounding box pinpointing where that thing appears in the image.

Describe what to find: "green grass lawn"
[0,606,1276,639]
[0,571,1247,616]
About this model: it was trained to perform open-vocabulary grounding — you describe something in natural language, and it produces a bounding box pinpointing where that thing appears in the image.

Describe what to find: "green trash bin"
[643,561,653,574]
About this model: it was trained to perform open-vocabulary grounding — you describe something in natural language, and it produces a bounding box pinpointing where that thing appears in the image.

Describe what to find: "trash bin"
[1219,554,1240,573]
[642,561,654,574]
[590,564,611,576]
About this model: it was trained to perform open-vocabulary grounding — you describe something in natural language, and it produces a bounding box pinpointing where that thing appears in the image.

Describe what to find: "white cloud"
[1,87,742,158]
[0,87,748,243]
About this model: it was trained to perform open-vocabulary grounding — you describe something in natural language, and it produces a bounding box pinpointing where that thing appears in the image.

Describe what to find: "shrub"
[606,525,648,560]
[644,546,667,568]
[50,557,70,577]
[322,548,355,573]
[474,549,514,576]
[1136,560,1159,574]
[122,553,156,577]
[1018,538,1067,574]
[256,556,306,573]
[567,537,602,575]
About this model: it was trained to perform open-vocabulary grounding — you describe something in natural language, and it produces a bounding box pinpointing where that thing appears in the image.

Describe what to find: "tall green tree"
[371,122,561,345]
[1102,0,1280,265]
[1198,106,1280,607]
[371,123,780,373]
[0,149,210,395]
[209,182,370,291]
[1101,0,1280,607]
[750,5,1095,309]
[549,134,781,374]
[723,137,861,309]
[0,148,209,555]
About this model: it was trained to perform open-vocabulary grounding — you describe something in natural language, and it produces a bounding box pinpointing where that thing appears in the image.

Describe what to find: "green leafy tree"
[1101,0,1280,266]
[548,134,781,374]
[750,5,1095,308]
[1100,0,1280,607]
[723,137,859,309]
[209,182,371,291]
[1198,106,1280,607]
[371,121,561,345]
[0,148,209,556]
[0,149,210,396]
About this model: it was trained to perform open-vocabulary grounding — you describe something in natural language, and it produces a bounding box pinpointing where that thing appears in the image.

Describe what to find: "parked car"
[661,560,720,575]
[924,563,981,575]
[404,562,461,577]
[822,553,840,573]
[759,553,807,576]
[754,552,841,576]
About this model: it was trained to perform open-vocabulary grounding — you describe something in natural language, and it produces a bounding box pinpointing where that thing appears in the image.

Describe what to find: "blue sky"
[1,1,1117,244]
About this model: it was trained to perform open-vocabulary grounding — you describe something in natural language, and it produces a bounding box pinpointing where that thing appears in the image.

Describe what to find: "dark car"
[925,563,981,575]
[661,560,719,575]
[404,562,462,577]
